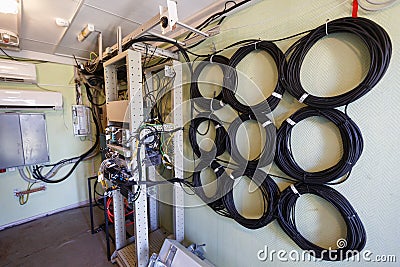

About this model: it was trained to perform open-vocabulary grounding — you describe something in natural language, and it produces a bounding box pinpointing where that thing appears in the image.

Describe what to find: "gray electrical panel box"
[0,113,49,169]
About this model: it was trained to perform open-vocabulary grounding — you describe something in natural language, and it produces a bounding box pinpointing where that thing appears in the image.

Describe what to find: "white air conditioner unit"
[0,89,63,110]
[0,59,37,83]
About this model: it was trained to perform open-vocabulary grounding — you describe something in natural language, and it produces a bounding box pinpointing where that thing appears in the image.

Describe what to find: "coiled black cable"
[275,107,363,184]
[191,55,229,111]
[283,17,392,108]
[222,40,286,114]
[226,113,276,173]
[277,183,366,261]
[222,168,280,229]
[189,112,228,171]
[192,161,232,217]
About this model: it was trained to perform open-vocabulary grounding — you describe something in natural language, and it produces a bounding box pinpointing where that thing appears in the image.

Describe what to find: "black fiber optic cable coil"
[226,113,276,173]
[275,107,363,184]
[192,161,232,217]
[223,40,286,114]
[277,183,366,261]
[222,168,280,229]
[191,55,230,111]
[189,112,228,171]
[283,17,392,108]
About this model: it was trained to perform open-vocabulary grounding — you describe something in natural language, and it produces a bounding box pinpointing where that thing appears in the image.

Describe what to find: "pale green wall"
[184,0,400,266]
[0,61,98,228]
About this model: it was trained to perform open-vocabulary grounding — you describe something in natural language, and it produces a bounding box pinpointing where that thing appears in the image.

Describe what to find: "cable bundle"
[226,113,276,173]
[189,112,228,171]
[223,40,286,114]
[283,17,392,108]
[277,183,366,261]
[191,55,229,111]
[275,107,363,184]
[192,161,233,217]
[222,169,280,229]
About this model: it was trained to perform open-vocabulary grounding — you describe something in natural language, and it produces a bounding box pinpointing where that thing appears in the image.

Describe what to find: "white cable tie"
[325,19,329,36]
[214,167,220,173]
[220,100,224,107]
[215,124,222,129]
[210,54,214,64]
[290,184,301,197]
[286,118,296,126]
[272,92,282,99]
[229,174,235,180]
[262,120,272,128]
[254,40,261,50]
[298,93,309,103]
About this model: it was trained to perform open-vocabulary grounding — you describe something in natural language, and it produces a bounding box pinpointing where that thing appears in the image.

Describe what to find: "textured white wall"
[184,0,400,266]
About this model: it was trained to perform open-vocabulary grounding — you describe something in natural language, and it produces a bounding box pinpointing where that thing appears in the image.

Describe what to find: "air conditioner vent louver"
[0,77,24,83]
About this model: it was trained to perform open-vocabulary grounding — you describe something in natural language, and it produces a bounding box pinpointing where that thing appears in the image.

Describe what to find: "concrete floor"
[0,206,114,267]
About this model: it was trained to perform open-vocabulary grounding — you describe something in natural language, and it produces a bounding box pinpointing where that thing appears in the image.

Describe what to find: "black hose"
[277,183,366,261]
[226,113,276,174]
[275,107,363,184]
[222,168,280,229]
[222,40,286,114]
[191,55,229,111]
[283,17,392,108]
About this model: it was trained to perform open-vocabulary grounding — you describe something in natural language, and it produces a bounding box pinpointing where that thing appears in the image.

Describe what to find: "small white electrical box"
[72,105,91,136]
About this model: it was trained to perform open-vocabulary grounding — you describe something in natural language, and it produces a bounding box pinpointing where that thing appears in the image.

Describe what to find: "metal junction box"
[0,113,49,169]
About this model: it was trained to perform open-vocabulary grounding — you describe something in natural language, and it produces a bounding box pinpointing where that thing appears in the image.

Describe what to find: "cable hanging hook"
[254,39,261,50]
[325,19,330,36]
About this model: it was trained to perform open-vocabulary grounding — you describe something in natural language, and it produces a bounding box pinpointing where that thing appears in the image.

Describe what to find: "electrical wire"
[277,183,366,261]
[222,40,286,114]
[184,0,253,48]
[84,76,106,106]
[226,113,276,174]
[222,168,280,229]
[358,0,399,11]
[192,161,232,217]
[31,108,100,183]
[283,16,392,108]
[189,112,228,171]
[275,107,363,184]
[190,55,229,111]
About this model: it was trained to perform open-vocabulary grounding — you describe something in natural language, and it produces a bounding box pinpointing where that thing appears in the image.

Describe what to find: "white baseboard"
[0,200,89,231]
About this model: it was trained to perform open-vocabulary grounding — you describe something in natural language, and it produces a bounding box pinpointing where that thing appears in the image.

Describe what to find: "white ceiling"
[3,0,223,59]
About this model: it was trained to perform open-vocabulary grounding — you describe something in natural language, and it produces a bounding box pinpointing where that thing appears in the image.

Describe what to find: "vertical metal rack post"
[172,61,184,242]
[103,49,184,266]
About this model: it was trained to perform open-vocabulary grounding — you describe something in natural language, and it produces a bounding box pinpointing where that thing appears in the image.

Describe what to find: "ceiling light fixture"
[0,0,19,15]
[77,24,94,42]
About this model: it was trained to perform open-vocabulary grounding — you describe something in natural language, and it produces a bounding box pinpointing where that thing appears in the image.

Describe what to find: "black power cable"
[283,17,392,108]
[192,161,232,217]
[226,113,276,173]
[275,107,363,184]
[222,168,280,229]
[189,112,228,171]
[277,183,366,261]
[191,55,229,111]
[222,40,286,114]
[84,76,106,106]
[33,108,100,183]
